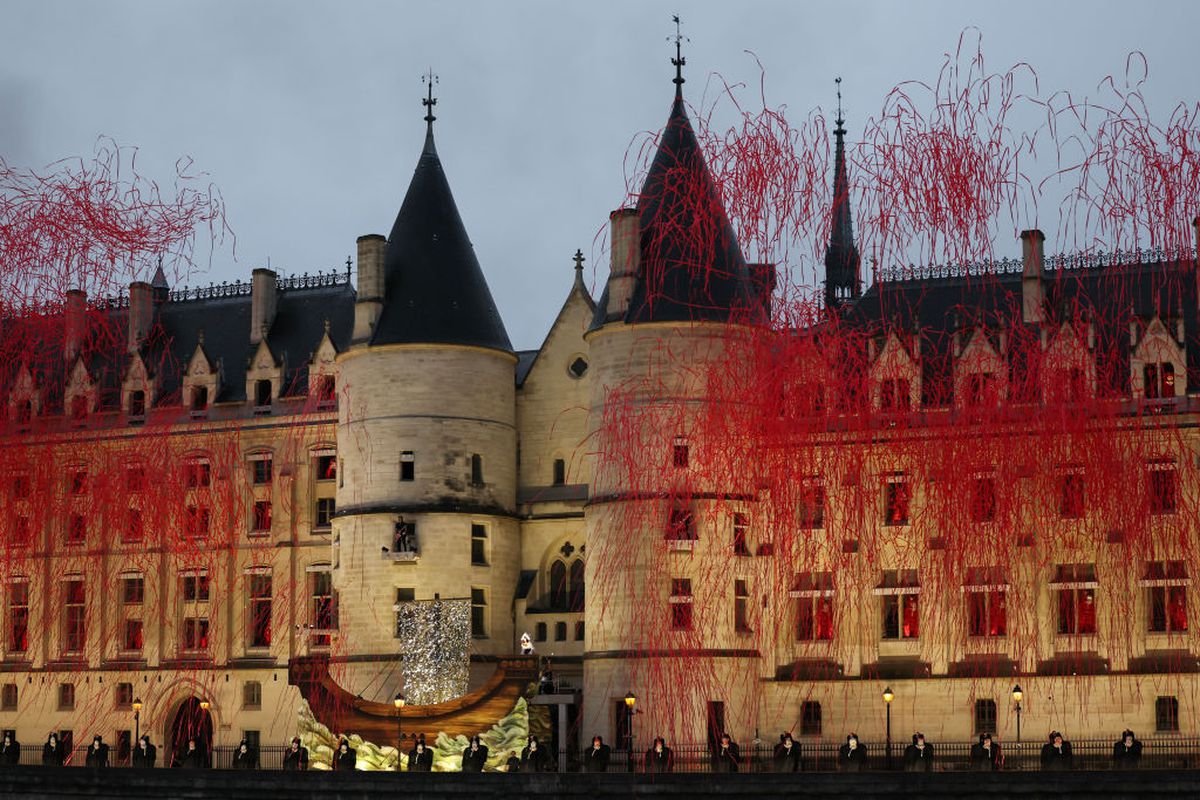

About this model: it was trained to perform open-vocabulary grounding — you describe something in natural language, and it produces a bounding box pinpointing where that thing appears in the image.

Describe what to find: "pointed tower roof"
[623,29,757,325]
[371,76,512,352]
[824,77,862,309]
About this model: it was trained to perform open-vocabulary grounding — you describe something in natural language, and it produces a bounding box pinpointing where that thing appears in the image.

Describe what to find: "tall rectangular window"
[12,516,30,548]
[183,617,210,652]
[470,587,488,638]
[126,466,145,493]
[965,373,995,407]
[793,573,835,641]
[122,619,143,653]
[252,501,272,533]
[965,567,1007,637]
[734,579,752,633]
[1149,463,1178,515]
[243,681,262,709]
[183,574,211,603]
[1059,472,1085,518]
[880,378,911,411]
[248,574,272,649]
[185,459,211,488]
[672,436,689,468]
[7,582,28,654]
[124,508,144,544]
[315,498,335,529]
[670,578,693,631]
[974,699,997,734]
[66,514,87,546]
[63,580,85,654]
[732,513,750,556]
[1145,363,1176,399]
[552,459,566,486]
[311,571,335,648]
[880,570,920,639]
[122,576,144,605]
[0,684,16,711]
[1156,696,1180,732]
[69,468,88,495]
[58,683,75,710]
[1146,561,1188,633]
[316,454,337,482]
[798,480,825,529]
[666,506,695,541]
[884,478,911,526]
[186,505,210,538]
[800,701,822,736]
[471,524,488,566]
[470,454,483,486]
[251,457,273,485]
[1054,563,1097,635]
[400,451,415,481]
[971,476,997,522]
[114,682,133,708]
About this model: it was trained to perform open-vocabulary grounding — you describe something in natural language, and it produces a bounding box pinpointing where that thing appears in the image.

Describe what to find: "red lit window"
[884,479,911,526]
[1059,473,1085,518]
[1149,464,1178,515]
[248,574,272,649]
[252,501,272,532]
[666,506,695,541]
[124,508,143,544]
[798,481,825,529]
[971,476,997,522]
[880,570,920,639]
[1054,564,1098,635]
[183,574,210,603]
[122,619,143,652]
[66,515,86,545]
[183,617,210,652]
[880,378,911,411]
[1147,561,1189,633]
[8,583,29,653]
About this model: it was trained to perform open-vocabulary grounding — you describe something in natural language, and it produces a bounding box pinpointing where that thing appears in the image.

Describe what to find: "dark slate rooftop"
[592,84,761,331]
[373,122,512,353]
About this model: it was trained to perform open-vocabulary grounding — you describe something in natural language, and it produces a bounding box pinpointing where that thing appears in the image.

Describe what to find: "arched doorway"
[167,697,213,767]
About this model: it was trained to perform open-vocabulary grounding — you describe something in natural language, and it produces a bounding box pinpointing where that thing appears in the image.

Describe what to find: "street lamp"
[882,687,894,769]
[394,693,406,771]
[132,698,143,744]
[1012,685,1023,743]
[624,692,636,771]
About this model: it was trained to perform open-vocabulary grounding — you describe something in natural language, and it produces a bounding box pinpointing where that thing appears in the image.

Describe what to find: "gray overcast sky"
[3,0,1197,349]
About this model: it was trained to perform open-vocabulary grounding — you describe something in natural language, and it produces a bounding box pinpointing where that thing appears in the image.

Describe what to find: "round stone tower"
[332,101,518,703]
[582,68,772,745]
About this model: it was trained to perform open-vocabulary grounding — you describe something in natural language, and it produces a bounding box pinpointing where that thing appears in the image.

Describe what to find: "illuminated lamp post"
[1012,684,1023,743]
[624,692,636,772]
[882,686,894,769]
[133,697,143,744]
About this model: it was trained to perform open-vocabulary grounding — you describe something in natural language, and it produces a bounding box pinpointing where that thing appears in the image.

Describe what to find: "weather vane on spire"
[669,14,687,92]
[422,69,438,125]
[835,76,845,132]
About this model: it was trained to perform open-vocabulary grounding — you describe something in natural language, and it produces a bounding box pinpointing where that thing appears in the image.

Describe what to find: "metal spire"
[670,15,687,96]
[573,249,585,273]
[835,76,845,132]
[422,69,438,126]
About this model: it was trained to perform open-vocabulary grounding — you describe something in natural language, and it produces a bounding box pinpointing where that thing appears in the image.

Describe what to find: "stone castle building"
[2,50,1200,763]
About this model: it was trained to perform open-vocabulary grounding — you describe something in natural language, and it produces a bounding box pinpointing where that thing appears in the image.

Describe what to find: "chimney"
[603,208,640,322]
[748,262,777,318]
[128,282,153,353]
[64,289,86,363]
[352,234,387,344]
[250,268,278,345]
[1020,229,1046,324]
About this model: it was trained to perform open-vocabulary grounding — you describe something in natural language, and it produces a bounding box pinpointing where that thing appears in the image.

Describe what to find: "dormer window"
[880,378,910,411]
[191,385,209,414]
[254,380,272,412]
[1144,363,1176,400]
[128,390,146,422]
[316,375,336,410]
[965,373,994,407]
[16,400,32,426]
[70,395,88,422]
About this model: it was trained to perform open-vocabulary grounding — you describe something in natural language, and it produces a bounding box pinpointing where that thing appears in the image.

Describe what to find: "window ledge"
[384,551,419,563]
[665,539,696,552]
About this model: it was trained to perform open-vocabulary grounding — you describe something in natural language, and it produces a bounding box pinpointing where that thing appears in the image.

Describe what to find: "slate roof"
[373,122,512,352]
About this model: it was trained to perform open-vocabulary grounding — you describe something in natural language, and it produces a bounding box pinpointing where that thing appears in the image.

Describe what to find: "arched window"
[549,560,568,611]
[569,559,585,612]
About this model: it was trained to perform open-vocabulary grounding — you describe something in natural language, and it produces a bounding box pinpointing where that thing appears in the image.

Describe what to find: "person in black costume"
[282,737,308,771]
[583,735,611,772]
[0,732,19,766]
[232,739,257,769]
[1040,731,1073,771]
[42,733,66,766]
[1112,729,1142,769]
[408,734,434,772]
[131,735,156,768]
[773,732,801,772]
[970,733,1001,771]
[712,733,740,773]
[838,733,867,771]
[903,732,934,772]
[521,735,547,772]
[85,735,109,768]
[462,735,488,772]
[333,738,357,771]
[505,750,521,772]
[645,737,673,773]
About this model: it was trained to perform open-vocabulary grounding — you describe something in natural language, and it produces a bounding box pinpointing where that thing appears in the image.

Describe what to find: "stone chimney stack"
[250,268,278,345]
[352,234,387,344]
[64,289,86,363]
[604,208,640,322]
[1020,229,1046,325]
[128,282,153,354]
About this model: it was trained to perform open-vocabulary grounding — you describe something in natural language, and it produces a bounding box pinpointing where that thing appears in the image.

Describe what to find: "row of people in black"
[0,731,285,769]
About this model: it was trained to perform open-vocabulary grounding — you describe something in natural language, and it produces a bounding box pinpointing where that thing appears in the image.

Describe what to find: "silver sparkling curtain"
[395,597,471,705]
